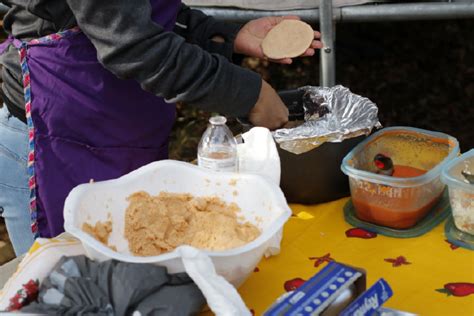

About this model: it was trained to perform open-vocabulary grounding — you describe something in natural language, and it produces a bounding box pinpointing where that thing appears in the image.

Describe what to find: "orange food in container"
[341,127,459,229]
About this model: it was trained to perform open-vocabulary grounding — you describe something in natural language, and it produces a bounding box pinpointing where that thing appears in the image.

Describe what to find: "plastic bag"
[0,235,252,316]
[237,127,281,185]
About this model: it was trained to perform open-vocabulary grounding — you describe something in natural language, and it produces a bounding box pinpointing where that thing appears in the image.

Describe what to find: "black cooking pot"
[239,89,365,204]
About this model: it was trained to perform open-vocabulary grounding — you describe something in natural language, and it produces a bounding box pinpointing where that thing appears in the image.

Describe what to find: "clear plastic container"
[198,116,238,172]
[441,149,474,235]
[341,127,459,229]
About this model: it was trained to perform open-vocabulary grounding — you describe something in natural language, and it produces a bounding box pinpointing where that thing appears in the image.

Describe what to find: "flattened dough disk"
[262,20,314,59]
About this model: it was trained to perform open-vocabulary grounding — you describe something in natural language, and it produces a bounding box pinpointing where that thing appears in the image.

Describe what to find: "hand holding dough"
[261,20,315,59]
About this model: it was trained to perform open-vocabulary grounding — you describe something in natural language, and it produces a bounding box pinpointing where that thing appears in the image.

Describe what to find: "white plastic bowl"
[64,160,292,286]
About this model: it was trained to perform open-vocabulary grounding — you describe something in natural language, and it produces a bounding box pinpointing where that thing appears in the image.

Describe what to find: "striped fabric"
[17,27,82,237]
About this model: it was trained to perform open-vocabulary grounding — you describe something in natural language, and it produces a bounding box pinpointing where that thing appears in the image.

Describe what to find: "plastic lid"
[209,116,227,125]
[445,216,474,250]
[441,148,474,191]
[344,189,451,238]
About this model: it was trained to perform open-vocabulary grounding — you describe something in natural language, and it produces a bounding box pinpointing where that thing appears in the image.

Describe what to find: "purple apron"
[1,0,181,238]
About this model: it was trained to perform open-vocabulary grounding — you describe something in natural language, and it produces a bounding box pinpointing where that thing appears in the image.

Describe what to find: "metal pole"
[4,3,473,21]
[319,0,336,87]
[193,3,474,23]
[339,2,474,22]
[189,7,320,24]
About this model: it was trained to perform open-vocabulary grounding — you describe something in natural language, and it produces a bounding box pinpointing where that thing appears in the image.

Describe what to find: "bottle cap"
[209,116,227,125]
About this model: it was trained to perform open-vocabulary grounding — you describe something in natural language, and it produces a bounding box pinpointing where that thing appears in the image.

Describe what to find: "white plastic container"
[64,160,291,286]
[441,149,474,235]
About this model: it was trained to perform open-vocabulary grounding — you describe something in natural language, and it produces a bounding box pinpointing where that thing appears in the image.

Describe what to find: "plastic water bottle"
[198,116,238,172]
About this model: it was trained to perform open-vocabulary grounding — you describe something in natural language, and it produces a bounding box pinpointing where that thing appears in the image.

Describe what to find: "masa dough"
[124,191,260,256]
[261,20,314,59]
[82,220,112,245]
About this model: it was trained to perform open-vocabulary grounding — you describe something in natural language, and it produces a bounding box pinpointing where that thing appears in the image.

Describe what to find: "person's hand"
[249,80,289,130]
[234,16,323,64]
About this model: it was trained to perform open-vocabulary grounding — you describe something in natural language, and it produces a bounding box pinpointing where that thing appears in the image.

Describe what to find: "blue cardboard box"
[341,278,393,316]
[264,262,367,316]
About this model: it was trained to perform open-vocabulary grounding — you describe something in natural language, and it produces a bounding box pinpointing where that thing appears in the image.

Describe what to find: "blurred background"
[1,18,473,263]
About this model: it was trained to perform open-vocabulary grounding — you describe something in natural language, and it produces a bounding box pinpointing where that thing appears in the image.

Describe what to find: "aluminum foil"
[273,85,382,154]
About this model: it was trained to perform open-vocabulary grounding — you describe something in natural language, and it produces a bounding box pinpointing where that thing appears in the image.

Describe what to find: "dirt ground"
[1,19,473,264]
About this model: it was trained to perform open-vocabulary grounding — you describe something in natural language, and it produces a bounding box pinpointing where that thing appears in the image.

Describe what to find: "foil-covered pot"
[273,85,382,154]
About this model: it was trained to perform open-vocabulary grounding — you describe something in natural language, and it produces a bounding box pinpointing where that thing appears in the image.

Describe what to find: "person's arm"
[174,4,242,62]
[65,0,261,117]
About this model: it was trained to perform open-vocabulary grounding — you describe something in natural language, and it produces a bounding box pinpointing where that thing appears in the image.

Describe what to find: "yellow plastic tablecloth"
[238,197,474,316]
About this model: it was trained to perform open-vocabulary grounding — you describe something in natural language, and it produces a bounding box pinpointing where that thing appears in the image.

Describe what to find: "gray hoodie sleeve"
[174,4,242,62]
[65,0,261,117]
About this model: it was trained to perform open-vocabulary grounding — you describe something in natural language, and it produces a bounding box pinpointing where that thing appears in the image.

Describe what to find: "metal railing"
[1,1,473,86]
[194,2,474,23]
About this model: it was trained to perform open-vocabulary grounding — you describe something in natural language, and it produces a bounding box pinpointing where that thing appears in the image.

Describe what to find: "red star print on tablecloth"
[384,256,411,267]
[309,253,334,268]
